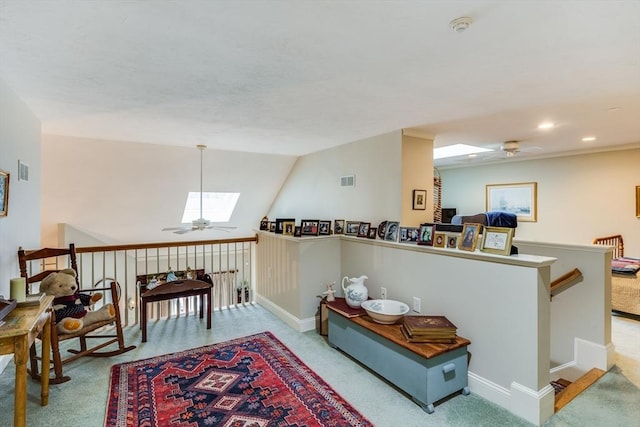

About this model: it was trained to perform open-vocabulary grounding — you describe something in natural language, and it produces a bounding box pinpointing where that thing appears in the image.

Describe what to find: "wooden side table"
[0,295,54,427]
[139,279,212,343]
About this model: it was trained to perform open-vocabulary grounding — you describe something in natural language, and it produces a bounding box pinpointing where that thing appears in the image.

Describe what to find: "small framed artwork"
[357,222,371,238]
[294,226,302,237]
[0,169,9,217]
[486,182,537,222]
[319,220,331,235]
[368,227,377,239]
[447,235,459,249]
[417,223,435,246]
[413,189,426,210]
[301,219,320,236]
[334,219,345,234]
[384,221,400,241]
[282,221,295,236]
[259,216,269,231]
[399,227,419,243]
[433,232,446,248]
[269,222,276,232]
[346,221,360,235]
[276,218,295,234]
[458,223,481,251]
[480,226,515,255]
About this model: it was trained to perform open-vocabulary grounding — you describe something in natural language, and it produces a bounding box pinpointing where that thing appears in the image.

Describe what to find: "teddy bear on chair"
[40,268,116,334]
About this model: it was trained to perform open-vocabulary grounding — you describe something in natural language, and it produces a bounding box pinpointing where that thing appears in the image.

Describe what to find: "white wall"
[0,78,41,296]
[268,131,403,226]
[440,148,640,255]
[41,135,297,246]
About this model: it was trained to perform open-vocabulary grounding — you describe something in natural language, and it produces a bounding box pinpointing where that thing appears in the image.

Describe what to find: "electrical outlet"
[380,287,387,299]
[412,297,421,313]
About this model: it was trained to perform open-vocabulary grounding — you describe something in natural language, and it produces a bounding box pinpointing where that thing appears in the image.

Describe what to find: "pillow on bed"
[612,257,640,276]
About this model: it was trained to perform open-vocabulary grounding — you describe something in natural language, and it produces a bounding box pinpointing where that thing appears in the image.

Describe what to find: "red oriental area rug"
[105,331,372,427]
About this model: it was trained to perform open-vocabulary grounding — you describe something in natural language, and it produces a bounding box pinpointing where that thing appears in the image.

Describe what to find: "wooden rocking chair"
[18,244,135,384]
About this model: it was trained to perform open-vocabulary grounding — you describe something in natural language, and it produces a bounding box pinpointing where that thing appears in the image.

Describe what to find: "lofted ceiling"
[1,0,639,168]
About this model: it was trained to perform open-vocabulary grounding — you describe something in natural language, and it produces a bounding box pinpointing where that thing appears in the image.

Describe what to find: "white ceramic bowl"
[361,299,410,324]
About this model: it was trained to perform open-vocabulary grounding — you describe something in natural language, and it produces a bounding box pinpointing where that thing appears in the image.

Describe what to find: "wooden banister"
[550,268,583,297]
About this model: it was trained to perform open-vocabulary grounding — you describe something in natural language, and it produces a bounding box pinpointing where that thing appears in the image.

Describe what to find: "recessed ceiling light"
[582,136,596,142]
[434,144,492,159]
[537,122,555,130]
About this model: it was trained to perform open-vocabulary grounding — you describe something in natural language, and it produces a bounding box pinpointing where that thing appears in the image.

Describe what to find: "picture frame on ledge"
[433,232,446,248]
[399,227,419,243]
[357,222,371,238]
[294,226,301,237]
[301,219,320,236]
[345,221,360,235]
[384,221,399,242]
[319,220,331,235]
[480,226,515,255]
[334,219,345,234]
[368,227,377,239]
[275,218,295,234]
[447,235,459,249]
[458,223,481,251]
[282,221,295,236]
[417,223,435,246]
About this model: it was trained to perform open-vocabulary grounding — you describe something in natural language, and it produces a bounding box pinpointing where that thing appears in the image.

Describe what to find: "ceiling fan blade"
[162,227,188,231]
[173,228,193,235]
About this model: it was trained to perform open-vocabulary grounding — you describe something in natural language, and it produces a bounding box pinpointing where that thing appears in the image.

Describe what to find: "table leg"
[41,311,51,406]
[206,289,212,330]
[141,299,147,343]
[14,335,28,427]
[199,293,204,319]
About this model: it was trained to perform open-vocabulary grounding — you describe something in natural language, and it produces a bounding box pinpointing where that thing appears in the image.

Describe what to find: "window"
[181,192,239,223]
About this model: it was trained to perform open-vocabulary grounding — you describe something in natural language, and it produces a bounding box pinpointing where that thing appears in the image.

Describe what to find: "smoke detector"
[501,141,520,157]
[450,17,472,33]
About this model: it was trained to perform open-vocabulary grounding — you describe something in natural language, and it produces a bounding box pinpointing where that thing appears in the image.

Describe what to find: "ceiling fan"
[162,145,237,234]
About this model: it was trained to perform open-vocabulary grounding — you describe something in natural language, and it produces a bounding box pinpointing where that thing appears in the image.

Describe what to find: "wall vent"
[18,160,29,182]
[340,175,355,187]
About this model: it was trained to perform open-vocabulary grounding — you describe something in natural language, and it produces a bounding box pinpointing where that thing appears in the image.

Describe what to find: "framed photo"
[480,226,515,255]
[269,222,276,232]
[346,221,360,235]
[433,232,446,248]
[275,218,295,234]
[301,219,320,236]
[357,222,371,238]
[399,227,419,243]
[384,221,399,242]
[486,182,537,222]
[319,220,331,235]
[368,227,377,239]
[417,223,435,246]
[636,186,640,217]
[259,216,269,231]
[294,226,301,237]
[334,219,345,234]
[282,221,295,236]
[0,169,8,217]
[447,235,459,249]
[412,189,427,210]
[458,223,481,251]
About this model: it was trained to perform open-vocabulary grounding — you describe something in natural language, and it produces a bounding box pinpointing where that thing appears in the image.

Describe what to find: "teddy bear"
[39,268,116,334]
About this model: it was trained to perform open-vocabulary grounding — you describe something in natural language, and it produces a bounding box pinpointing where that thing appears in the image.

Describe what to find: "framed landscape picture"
[486,182,537,222]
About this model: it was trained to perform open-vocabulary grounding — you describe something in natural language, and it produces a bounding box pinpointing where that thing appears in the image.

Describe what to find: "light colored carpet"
[0,305,638,426]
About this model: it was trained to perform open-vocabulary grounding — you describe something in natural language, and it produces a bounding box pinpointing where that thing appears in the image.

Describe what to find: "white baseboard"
[575,337,615,371]
[255,295,315,332]
[468,371,554,426]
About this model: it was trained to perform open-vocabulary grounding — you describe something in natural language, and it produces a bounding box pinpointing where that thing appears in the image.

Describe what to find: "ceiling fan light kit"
[449,17,472,33]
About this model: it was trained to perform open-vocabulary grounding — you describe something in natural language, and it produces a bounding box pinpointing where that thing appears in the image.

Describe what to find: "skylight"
[181,192,239,223]
[433,144,493,159]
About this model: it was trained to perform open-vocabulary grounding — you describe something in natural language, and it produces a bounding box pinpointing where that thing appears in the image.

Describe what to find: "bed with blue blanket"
[594,235,640,316]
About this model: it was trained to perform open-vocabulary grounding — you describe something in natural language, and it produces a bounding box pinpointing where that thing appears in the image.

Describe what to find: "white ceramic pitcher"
[341,275,368,308]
